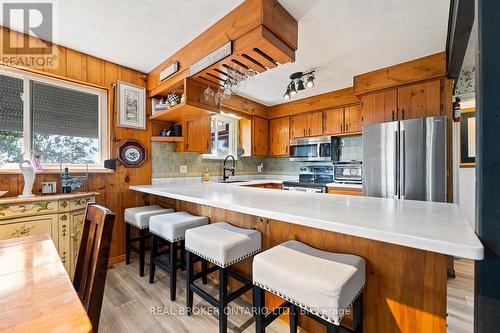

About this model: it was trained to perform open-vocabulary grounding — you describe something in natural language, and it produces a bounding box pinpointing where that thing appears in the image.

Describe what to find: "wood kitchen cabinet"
[344,104,362,133]
[361,79,441,127]
[252,116,269,156]
[324,105,361,135]
[185,117,211,153]
[269,117,290,156]
[361,89,397,126]
[323,108,344,135]
[290,112,323,138]
[398,80,441,120]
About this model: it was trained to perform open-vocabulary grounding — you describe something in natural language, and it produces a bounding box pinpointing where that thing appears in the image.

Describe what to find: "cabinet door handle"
[340,123,342,132]
[308,128,311,136]
[303,129,306,136]
[402,108,405,119]
[392,110,395,121]
[285,145,288,153]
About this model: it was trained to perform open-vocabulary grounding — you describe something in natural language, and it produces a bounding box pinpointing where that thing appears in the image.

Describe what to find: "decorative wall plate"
[117,140,147,167]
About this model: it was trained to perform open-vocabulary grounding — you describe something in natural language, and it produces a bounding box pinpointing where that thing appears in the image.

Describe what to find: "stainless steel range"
[282,165,333,193]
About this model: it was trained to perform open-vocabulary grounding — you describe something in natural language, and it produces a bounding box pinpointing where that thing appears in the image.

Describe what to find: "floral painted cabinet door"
[0,214,57,241]
[69,209,86,278]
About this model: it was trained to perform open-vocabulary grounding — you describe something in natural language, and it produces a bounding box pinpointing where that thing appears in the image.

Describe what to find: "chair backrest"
[73,204,116,332]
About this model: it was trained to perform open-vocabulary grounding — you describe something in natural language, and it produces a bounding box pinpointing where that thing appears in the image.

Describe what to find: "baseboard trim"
[108,254,126,267]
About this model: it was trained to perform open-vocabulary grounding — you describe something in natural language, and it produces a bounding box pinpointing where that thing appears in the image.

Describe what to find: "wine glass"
[203,84,214,103]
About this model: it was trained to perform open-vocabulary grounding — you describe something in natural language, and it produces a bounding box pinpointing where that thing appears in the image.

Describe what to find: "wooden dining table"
[0,234,91,333]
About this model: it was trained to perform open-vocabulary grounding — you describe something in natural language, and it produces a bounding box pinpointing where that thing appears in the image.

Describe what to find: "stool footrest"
[190,284,219,308]
[227,283,252,303]
[193,265,218,280]
[263,301,293,327]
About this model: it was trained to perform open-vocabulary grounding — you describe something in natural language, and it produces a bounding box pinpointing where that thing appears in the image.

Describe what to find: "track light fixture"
[283,71,315,99]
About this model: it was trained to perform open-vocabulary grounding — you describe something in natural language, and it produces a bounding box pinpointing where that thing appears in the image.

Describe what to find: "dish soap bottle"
[203,168,210,182]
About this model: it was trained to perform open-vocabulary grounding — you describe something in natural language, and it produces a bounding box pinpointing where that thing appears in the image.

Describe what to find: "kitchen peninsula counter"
[130,183,482,260]
[130,182,482,333]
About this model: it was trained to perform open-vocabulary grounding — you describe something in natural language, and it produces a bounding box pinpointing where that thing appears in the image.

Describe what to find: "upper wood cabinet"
[361,80,441,127]
[252,116,269,156]
[324,105,362,135]
[185,117,211,153]
[323,108,344,135]
[344,105,362,133]
[269,117,290,156]
[290,114,307,138]
[361,89,397,126]
[397,80,441,120]
[290,112,323,138]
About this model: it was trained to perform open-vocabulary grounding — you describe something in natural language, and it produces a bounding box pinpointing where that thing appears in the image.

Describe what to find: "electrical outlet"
[180,165,187,174]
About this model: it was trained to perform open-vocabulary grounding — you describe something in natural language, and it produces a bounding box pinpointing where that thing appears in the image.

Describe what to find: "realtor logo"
[1,2,57,69]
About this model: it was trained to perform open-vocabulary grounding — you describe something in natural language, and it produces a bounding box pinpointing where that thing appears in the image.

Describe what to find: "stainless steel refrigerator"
[362,116,446,202]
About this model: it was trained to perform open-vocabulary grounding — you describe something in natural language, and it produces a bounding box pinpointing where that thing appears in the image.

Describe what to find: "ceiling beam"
[446,0,475,80]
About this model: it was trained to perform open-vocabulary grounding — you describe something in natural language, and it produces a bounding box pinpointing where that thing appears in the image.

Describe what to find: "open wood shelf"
[151,136,184,142]
[149,100,219,122]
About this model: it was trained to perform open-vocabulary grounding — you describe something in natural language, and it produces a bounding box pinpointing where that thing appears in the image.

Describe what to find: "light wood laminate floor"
[100,258,474,333]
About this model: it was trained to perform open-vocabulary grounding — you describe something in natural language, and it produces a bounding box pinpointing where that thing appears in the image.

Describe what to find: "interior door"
[362,121,399,198]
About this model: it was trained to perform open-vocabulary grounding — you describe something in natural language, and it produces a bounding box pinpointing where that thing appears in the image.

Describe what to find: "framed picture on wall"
[460,108,476,167]
[117,81,146,129]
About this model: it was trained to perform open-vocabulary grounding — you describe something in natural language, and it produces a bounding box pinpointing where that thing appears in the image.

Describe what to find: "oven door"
[289,137,332,161]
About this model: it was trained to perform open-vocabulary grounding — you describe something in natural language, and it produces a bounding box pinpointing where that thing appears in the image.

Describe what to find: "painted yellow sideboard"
[0,193,97,277]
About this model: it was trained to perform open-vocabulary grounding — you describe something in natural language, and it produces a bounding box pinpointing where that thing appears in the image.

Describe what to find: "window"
[203,114,239,159]
[0,66,108,169]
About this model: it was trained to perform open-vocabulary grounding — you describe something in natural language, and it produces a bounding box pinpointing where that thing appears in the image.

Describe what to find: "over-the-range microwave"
[289,136,339,162]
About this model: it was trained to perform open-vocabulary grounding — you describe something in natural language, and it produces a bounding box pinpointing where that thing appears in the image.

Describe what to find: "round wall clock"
[117,140,147,167]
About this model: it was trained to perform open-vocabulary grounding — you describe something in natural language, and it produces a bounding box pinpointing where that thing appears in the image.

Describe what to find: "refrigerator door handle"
[394,130,399,198]
[401,130,406,199]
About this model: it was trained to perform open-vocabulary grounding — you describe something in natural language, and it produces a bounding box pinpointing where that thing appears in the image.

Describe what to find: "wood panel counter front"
[131,183,483,333]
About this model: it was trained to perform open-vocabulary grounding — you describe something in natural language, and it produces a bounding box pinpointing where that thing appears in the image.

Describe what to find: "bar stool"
[148,211,209,301]
[185,222,262,333]
[252,240,365,333]
[124,205,173,276]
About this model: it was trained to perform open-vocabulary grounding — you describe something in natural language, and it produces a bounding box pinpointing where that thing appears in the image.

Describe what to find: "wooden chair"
[73,204,116,332]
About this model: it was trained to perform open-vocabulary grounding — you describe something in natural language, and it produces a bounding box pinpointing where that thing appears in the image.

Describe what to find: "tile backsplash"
[152,135,362,178]
[339,135,363,161]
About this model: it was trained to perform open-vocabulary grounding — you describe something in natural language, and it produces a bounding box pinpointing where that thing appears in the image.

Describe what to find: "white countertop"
[130,183,483,260]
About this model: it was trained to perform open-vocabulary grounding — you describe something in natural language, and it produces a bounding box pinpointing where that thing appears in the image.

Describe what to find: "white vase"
[18,160,35,198]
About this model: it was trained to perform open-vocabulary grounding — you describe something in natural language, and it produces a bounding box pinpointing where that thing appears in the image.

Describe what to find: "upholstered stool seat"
[124,205,173,277]
[253,240,365,333]
[185,222,261,268]
[150,211,209,242]
[185,222,262,333]
[124,205,172,229]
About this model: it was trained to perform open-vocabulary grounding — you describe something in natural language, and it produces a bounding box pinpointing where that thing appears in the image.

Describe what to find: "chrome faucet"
[222,155,235,182]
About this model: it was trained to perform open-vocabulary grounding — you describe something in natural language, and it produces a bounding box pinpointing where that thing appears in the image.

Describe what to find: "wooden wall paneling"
[86,56,105,86]
[65,49,87,82]
[0,28,150,261]
[353,52,446,95]
[269,87,360,119]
